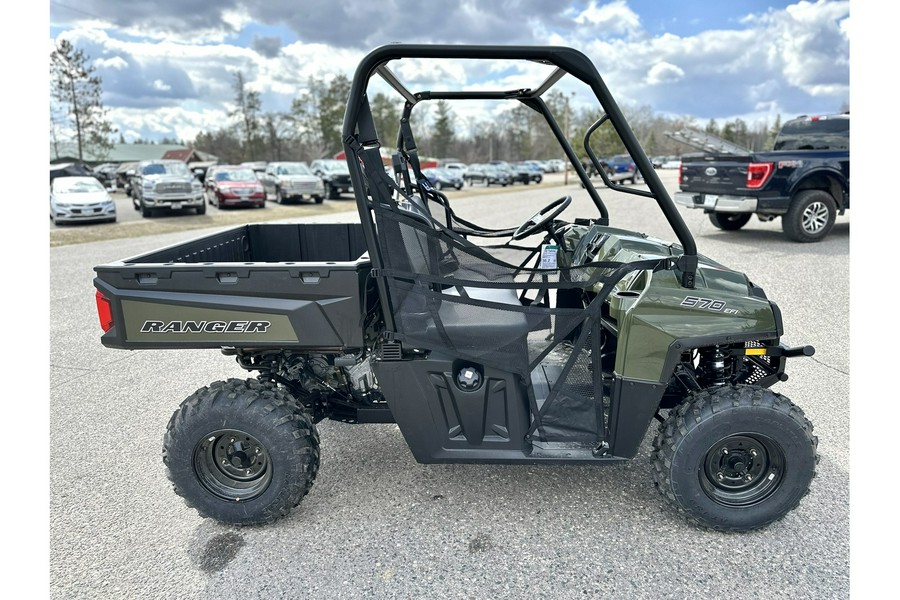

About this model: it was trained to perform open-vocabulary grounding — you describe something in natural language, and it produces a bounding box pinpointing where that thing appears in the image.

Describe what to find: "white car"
[443,162,468,176]
[50,176,117,225]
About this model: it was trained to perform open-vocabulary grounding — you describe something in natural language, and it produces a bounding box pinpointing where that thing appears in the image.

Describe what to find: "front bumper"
[144,192,204,208]
[674,191,758,213]
[220,193,266,206]
[53,204,116,223]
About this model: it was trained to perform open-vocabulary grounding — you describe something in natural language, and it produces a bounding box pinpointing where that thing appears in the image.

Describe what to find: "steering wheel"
[511,195,572,241]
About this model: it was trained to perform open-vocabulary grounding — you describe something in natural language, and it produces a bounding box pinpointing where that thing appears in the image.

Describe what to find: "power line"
[50,1,107,22]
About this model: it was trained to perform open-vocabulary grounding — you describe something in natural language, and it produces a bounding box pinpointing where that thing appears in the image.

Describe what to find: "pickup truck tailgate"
[679,155,752,193]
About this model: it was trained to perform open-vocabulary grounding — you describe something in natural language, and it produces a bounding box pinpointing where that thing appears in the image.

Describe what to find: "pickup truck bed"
[94,223,374,351]
[674,114,849,242]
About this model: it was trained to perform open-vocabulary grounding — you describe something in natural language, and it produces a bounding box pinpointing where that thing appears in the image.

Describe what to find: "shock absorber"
[699,346,730,387]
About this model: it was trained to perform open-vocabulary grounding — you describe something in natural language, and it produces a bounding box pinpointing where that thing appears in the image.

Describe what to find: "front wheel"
[652,385,817,532]
[782,190,837,242]
[163,378,320,525]
[708,212,752,231]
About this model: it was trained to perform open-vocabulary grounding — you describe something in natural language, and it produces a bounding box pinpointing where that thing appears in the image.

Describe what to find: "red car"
[204,165,266,208]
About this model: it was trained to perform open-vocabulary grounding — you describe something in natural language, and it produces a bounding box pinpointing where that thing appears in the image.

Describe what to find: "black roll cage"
[342,44,698,332]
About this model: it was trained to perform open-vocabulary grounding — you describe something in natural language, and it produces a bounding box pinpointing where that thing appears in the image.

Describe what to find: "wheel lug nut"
[721,448,729,455]
[750,449,758,457]
[745,474,752,481]
[717,472,724,480]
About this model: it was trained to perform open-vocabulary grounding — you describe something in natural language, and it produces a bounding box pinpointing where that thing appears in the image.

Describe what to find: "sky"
[47,0,851,144]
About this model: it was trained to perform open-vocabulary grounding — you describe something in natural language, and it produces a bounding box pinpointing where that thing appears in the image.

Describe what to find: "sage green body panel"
[568,225,778,383]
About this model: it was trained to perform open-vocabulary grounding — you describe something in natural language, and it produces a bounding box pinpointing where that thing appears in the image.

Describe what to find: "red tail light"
[95,291,114,332]
[746,162,774,189]
[678,162,683,186]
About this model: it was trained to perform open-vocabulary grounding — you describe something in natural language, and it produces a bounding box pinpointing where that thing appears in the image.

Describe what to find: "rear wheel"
[708,212,752,231]
[652,385,817,532]
[163,378,320,525]
[782,190,836,242]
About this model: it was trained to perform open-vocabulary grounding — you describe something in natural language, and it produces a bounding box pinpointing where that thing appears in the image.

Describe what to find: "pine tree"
[50,39,116,162]
[431,100,456,159]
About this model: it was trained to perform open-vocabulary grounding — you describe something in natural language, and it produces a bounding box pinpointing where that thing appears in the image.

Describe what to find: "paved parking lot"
[48,169,852,599]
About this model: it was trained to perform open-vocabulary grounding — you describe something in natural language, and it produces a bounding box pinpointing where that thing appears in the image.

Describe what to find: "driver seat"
[400,195,520,305]
[389,195,530,353]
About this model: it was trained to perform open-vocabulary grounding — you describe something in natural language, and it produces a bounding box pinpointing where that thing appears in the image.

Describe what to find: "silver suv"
[130,159,205,218]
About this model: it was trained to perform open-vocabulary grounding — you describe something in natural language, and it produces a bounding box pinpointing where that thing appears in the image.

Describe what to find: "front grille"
[286,181,319,193]
[155,182,192,194]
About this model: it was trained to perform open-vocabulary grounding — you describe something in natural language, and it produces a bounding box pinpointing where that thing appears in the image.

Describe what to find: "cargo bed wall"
[128,223,368,264]
[94,223,375,351]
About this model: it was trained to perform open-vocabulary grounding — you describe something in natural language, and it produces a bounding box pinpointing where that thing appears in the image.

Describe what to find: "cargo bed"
[93,223,374,351]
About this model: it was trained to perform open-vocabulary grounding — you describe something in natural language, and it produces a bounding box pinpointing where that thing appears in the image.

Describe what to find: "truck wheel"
[141,201,152,218]
[197,201,206,215]
[163,378,320,525]
[314,195,324,204]
[782,190,837,242]
[325,182,338,199]
[708,212,752,231]
[275,188,283,204]
[652,385,817,532]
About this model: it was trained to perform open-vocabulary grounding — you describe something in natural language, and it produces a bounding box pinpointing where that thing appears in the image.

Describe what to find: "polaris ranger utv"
[93,45,817,532]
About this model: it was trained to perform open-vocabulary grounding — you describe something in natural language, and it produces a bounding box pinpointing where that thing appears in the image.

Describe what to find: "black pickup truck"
[674,114,849,242]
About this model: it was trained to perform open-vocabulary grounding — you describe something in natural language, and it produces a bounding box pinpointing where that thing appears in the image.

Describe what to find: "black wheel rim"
[193,429,272,502]
[699,433,785,507]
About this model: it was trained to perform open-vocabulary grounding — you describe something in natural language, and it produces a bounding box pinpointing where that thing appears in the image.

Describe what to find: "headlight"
[143,182,154,190]
[192,181,203,191]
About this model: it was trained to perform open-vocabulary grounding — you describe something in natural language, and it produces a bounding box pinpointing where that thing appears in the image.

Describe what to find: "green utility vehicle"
[93,45,817,532]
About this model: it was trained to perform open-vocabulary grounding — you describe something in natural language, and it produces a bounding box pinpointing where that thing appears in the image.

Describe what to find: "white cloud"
[646,62,684,85]
[96,56,127,70]
[574,0,641,37]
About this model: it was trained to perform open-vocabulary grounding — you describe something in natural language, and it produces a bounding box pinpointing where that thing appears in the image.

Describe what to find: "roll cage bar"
[341,44,699,330]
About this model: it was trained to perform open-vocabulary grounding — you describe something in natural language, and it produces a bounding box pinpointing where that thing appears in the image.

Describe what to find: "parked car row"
[51,151,676,227]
